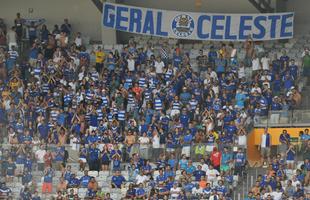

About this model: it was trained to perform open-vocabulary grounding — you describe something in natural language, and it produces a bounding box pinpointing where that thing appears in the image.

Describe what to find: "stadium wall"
[247,127,309,165]
[0,0,116,44]
[286,0,310,34]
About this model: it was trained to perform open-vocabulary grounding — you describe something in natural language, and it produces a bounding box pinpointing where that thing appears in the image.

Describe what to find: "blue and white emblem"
[171,14,194,38]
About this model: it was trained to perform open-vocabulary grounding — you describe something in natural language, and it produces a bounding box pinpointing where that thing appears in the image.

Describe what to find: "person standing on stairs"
[260,128,271,167]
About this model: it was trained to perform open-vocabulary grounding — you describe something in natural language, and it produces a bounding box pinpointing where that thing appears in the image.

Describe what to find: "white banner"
[102,2,294,41]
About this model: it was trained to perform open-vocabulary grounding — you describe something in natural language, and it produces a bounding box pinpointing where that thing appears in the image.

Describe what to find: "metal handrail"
[254,109,310,127]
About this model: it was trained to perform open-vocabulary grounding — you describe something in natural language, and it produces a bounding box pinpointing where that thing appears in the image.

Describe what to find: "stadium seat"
[269,113,280,124]
[98,170,110,177]
[88,171,99,177]
[78,188,87,198]
[77,171,84,178]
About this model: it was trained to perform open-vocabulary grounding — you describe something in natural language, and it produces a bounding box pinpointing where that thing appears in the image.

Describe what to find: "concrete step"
[67,148,79,162]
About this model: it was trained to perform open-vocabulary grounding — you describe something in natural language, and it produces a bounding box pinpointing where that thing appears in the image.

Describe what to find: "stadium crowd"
[0,12,309,200]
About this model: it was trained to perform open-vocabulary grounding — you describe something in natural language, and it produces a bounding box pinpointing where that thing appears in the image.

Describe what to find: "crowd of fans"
[0,12,308,200]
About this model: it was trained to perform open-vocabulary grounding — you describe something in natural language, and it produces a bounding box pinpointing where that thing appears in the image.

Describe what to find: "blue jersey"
[154,98,163,111]
[235,153,245,166]
[111,175,126,188]
[173,54,182,68]
[80,175,91,187]
[88,148,100,161]
[136,188,146,196]
[43,169,53,183]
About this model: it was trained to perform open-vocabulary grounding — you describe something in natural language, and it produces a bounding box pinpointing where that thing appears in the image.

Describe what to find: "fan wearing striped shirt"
[164,64,175,85]
[189,94,198,111]
[170,95,182,118]
[7,46,19,73]
[138,71,147,88]
[117,106,126,132]
[154,93,163,112]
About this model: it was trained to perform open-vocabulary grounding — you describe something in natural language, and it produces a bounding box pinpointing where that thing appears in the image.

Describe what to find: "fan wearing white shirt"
[252,55,261,72]
[205,165,219,183]
[135,172,149,185]
[152,131,161,159]
[35,145,47,171]
[127,54,135,72]
[270,188,283,200]
[199,158,209,172]
[207,67,218,81]
[229,43,237,58]
[170,183,181,199]
[251,83,262,94]
[291,176,301,188]
[155,56,165,75]
[237,128,247,148]
[74,32,82,48]
[238,63,246,79]
[261,54,271,70]
[138,132,150,159]
[192,185,203,197]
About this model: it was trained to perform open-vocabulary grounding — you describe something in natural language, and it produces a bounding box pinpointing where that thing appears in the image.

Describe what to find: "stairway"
[300,82,310,110]
[232,167,266,199]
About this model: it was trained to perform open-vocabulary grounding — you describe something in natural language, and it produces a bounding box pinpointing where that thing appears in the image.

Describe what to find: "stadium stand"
[0,6,309,200]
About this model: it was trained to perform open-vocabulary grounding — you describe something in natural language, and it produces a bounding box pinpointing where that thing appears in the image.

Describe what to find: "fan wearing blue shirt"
[208,46,218,66]
[167,154,178,170]
[293,184,304,198]
[178,155,188,170]
[221,147,233,172]
[56,112,66,126]
[234,148,246,176]
[173,51,182,68]
[164,165,175,178]
[21,130,32,144]
[271,97,282,110]
[68,173,80,188]
[203,183,212,198]
[182,130,193,154]
[24,156,32,171]
[280,51,289,67]
[286,145,296,169]
[79,170,91,188]
[289,59,298,80]
[216,180,227,196]
[180,110,190,129]
[111,148,122,171]
[20,187,32,200]
[135,183,146,199]
[279,129,291,153]
[31,191,41,200]
[156,169,168,183]
[21,169,32,186]
[86,130,100,144]
[63,165,72,182]
[180,87,191,105]
[235,89,246,109]
[282,73,294,91]
[193,165,206,181]
[38,122,48,141]
[88,144,100,171]
[111,171,126,188]
[185,160,196,175]
[54,147,65,165]
[89,110,98,128]
[158,182,170,198]
[215,54,227,76]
